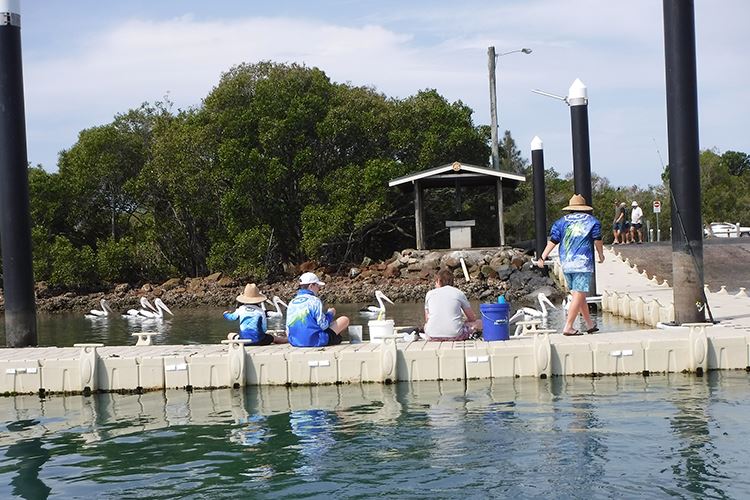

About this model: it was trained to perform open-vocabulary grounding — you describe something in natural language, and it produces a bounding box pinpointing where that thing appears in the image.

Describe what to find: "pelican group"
[123,297,174,319]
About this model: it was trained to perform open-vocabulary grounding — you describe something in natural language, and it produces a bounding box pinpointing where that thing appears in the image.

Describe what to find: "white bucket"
[368,319,395,343]
[348,325,363,344]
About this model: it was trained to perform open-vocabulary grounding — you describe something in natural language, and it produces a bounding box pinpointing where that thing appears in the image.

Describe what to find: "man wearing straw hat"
[286,272,350,347]
[224,283,288,345]
[537,194,605,336]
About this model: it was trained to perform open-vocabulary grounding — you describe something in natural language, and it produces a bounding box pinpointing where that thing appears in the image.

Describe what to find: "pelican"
[515,293,557,319]
[123,297,154,318]
[562,294,602,313]
[359,290,394,317]
[265,296,288,318]
[85,298,115,318]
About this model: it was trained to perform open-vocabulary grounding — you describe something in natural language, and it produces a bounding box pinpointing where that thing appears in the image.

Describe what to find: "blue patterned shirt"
[550,212,602,273]
[285,289,335,347]
[223,304,267,342]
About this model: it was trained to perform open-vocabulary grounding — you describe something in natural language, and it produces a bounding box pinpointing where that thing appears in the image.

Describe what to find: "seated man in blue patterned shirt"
[286,272,350,347]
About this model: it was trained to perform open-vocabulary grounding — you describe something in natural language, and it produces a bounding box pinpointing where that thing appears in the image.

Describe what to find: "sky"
[15,0,750,187]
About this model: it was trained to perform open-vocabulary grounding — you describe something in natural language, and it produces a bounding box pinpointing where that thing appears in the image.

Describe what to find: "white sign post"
[653,200,661,241]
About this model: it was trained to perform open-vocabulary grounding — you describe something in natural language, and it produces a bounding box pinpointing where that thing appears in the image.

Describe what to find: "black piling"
[568,79,597,298]
[0,3,37,347]
[663,0,705,324]
[531,136,547,275]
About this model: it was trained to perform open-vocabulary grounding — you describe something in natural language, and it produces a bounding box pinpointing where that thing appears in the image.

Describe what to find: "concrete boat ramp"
[2,248,749,395]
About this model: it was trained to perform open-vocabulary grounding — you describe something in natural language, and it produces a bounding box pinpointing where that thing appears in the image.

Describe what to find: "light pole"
[488,46,531,247]
[488,47,532,171]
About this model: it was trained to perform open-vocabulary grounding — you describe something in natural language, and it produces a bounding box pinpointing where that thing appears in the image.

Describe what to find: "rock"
[489,257,506,271]
[511,255,526,269]
[481,265,497,279]
[298,261,317,273]
[161,278,181,291]
[141,283,153,292]
[186,278,203,293]
[205,272,222,283]
[524,285,559,303]
[349,267,361,278]
[497,266,513,281]
[442,255,460,268]
[384,264,400,278]
[217,276,234,287]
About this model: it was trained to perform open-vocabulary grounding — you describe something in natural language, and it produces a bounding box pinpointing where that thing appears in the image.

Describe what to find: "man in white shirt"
[423,269,480,340]
[630,201,644,243]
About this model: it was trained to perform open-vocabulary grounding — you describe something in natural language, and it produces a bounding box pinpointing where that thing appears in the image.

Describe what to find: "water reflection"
[5,421,51,500]
[1,376,749,497]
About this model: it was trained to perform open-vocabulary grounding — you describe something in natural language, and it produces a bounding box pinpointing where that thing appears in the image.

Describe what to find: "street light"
[497,48,533,57]
[488,46,532,247]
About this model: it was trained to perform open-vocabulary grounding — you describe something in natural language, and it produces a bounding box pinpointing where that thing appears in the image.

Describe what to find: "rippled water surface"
[2,373,750,498]
[4,300,640,347]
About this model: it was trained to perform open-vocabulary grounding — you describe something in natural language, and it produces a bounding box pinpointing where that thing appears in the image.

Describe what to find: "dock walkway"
[2,247,749,394]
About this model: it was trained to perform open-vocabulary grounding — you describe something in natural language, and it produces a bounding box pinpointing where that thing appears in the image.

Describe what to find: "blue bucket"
[480,303,510,341]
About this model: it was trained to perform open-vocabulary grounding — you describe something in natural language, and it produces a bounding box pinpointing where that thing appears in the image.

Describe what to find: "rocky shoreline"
[6,248,562,314]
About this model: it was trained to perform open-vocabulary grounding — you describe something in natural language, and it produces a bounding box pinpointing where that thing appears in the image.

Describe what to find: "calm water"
[1,301,640,347]
[2,373,750,498]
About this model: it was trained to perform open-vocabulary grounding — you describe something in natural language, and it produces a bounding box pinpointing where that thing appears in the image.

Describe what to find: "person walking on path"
[537,194,605,336]
[614,202,627,244]
[612,201,621,244]
[630,201,644,243]
[423,268,481,341]
[286,272,350,347]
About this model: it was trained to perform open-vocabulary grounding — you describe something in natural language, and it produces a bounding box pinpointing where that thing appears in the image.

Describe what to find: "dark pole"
[567,78,596,297]
[0,0,37,347]
[568,79,592,207]
[663,0,704,324]
[531,136,547,270]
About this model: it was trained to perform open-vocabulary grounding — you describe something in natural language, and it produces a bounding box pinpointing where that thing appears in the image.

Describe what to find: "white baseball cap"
[299,272,325,286]
[631,201,638,206]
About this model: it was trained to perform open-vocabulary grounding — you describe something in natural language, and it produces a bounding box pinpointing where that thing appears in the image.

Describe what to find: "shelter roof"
[388,161,526,189]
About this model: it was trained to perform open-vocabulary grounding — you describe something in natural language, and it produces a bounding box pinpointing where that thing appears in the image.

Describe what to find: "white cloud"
[21,1,750,187]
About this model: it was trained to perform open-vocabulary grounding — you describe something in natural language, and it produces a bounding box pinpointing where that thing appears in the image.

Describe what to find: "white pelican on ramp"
[266,296,288,318]
[359,290,394,319]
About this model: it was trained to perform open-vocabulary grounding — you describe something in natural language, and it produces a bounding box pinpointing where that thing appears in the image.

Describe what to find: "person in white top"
[629,201,644,243]
[423,269,481,340]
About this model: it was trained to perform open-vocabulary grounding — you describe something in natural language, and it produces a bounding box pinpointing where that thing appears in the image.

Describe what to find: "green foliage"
[49,236,97,288]
[207,226,273,280]
[96,237,138,283]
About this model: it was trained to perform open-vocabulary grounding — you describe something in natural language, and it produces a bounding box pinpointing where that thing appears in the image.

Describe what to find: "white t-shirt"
[631,206,643,224]
[424,285,471,338]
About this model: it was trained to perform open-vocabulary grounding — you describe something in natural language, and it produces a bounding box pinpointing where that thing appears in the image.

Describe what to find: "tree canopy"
[27,62,750,288]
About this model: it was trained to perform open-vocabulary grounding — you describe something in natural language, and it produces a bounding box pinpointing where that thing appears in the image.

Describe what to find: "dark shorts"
[325,328,343,346]
[631,223,642,229]
[242,333,274,346]
[614,223,623,231]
